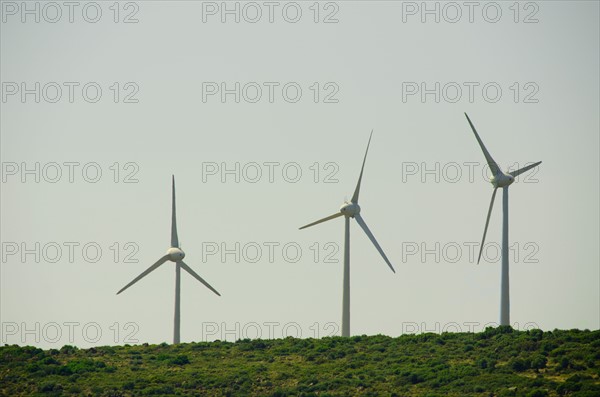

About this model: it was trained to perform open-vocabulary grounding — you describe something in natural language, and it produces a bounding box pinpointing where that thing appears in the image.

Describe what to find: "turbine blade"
[179,261,221,296]
[171,175,179,248]
[509,161,542,178]
[464,113,501,176]
[351,130,373,204]
[354,213,395,273]
[299,212,344,230]
[116,255,170,295]
[477,187,498,264]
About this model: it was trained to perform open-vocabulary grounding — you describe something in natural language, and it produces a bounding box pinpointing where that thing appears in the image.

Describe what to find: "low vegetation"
[1,327,599,396]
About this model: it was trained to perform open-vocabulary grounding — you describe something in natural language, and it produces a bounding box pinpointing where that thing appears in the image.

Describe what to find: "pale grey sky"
[1,1,598,347]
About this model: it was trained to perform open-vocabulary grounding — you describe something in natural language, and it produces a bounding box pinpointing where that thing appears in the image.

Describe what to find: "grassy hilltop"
[1,327,599,396]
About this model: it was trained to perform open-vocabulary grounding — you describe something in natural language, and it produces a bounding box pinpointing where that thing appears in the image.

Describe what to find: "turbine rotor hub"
[167,247,185,262]
[340,202,360,217]
[490,172,514,188]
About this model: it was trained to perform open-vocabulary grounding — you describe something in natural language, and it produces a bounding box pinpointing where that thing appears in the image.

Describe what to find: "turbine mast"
[500,187,510,326]
[174,262,181,344]
[342,217,351,337]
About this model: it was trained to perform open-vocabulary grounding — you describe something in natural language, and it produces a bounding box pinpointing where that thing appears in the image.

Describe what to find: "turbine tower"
[117,175,220,344]
[299,131,395,337]
[465,113,541,326]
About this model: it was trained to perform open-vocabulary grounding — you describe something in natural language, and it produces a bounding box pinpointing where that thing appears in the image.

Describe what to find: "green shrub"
[170,354,190,365]
[510,358,529,372]
[531,355,547,369]
[0,329,598,396]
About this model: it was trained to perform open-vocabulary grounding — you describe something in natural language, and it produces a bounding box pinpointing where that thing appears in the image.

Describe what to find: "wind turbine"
[465,113,541,326]
[117,175,220,344]
[299,131,395,337]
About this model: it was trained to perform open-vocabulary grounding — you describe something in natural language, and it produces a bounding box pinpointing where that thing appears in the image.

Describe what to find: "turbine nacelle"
[167,247,185,262]
[490,172,514,188]
[340,202,360,217]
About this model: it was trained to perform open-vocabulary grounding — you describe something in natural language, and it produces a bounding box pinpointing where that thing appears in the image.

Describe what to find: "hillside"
[1,327,599,396]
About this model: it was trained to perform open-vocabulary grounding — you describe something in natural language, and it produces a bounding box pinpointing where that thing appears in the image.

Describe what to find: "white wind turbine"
[117,175,220,344]
[299,131,395,337]
[465,113,541,326]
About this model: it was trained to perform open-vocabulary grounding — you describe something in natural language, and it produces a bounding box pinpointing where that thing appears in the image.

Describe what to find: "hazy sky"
[1,1,598,348]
